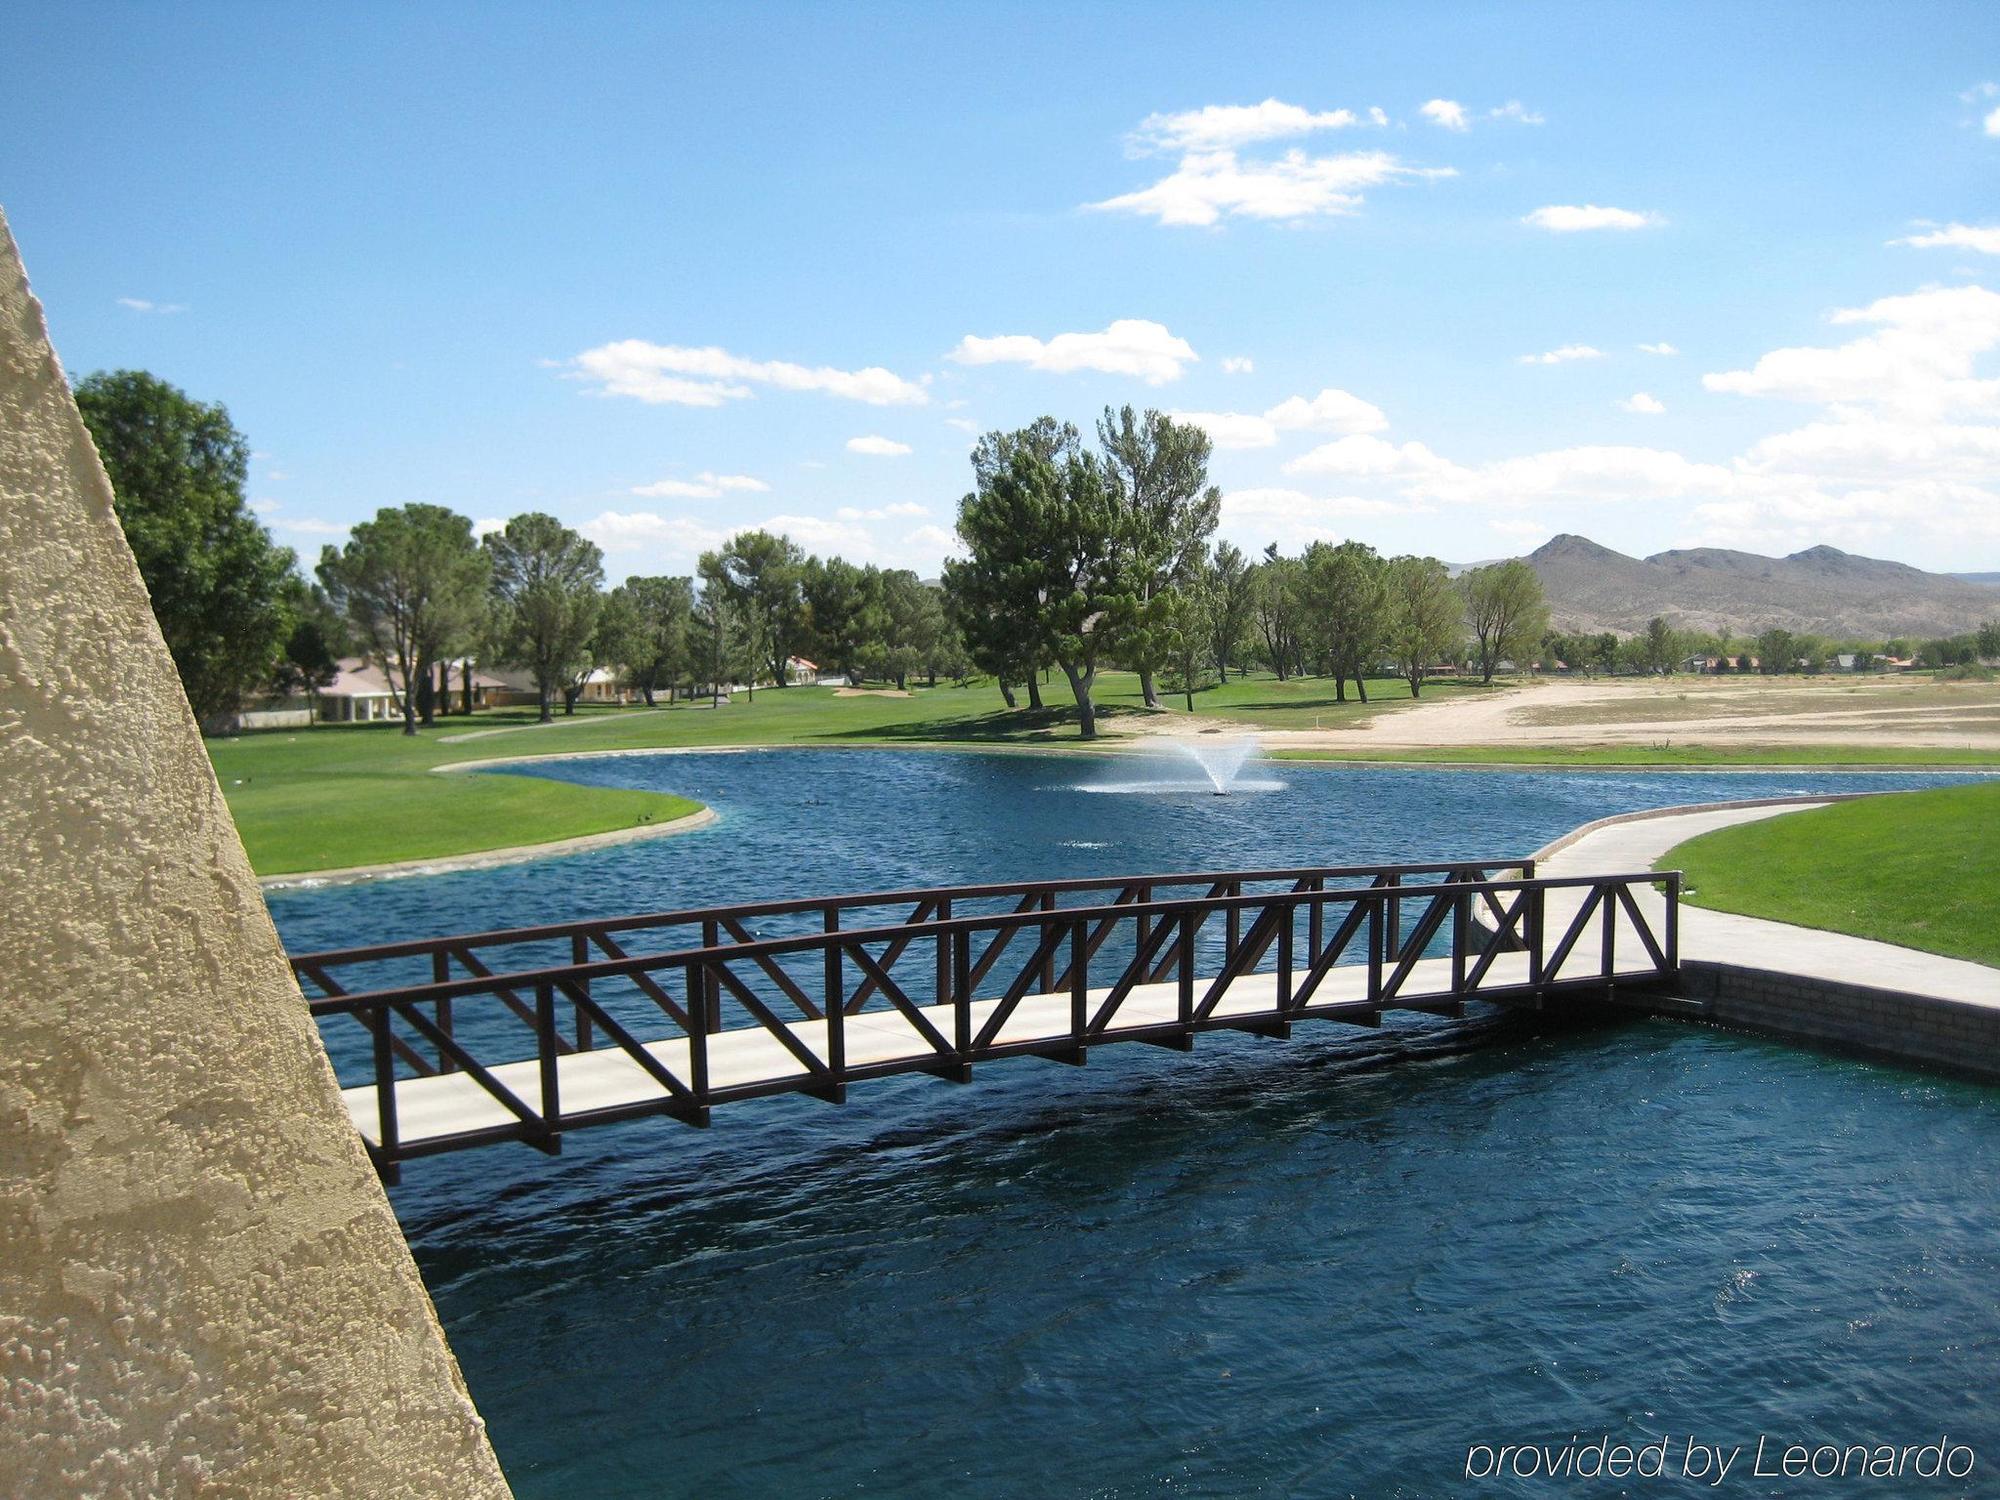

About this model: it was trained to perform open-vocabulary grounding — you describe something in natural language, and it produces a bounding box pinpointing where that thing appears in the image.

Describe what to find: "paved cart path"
[1551,800,2000,1010]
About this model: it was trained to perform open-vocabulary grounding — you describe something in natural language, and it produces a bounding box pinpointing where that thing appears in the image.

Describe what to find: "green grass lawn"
[1270,743,2000,768]
[1655,783,2000,966]
[211,724,704,874]
[211,672,2000,876]
[209,672,1485,874]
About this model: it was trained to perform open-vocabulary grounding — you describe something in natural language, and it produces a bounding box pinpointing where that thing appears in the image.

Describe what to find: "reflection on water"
[263,753,1998,1499]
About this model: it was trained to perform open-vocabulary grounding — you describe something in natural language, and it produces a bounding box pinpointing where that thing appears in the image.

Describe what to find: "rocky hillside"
[1523,535,1999,638]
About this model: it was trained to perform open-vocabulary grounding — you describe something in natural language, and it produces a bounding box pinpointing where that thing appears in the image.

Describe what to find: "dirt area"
[833,686,912,698]
[1259,675,2000,753]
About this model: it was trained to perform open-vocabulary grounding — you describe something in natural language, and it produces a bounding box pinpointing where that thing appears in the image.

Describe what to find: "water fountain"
[1084,735,1284,795]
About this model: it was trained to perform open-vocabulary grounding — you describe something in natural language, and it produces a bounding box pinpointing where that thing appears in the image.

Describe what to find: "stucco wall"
[0,211,512,1496]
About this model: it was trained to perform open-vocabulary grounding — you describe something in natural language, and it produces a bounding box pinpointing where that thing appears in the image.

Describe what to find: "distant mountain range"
[1517,534,1998,639]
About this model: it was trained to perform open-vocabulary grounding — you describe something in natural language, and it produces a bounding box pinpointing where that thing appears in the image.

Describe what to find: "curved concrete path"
[1547,799,1999,1011]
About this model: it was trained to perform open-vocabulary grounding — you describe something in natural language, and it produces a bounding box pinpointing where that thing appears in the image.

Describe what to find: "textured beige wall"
[0,212,512,1497]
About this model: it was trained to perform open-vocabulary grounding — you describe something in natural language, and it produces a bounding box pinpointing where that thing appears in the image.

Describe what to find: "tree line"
[76,371,1998,738]
[941,409,1563,735]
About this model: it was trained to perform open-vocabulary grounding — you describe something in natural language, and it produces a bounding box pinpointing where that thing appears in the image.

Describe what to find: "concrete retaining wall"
[1672,963,2000,1082]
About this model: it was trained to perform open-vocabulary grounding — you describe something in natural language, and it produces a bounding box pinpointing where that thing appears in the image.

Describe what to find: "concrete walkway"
[1546,799,1999,1012]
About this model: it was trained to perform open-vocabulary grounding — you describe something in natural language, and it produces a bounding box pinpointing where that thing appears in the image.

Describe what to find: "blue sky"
[6,2,1998,576]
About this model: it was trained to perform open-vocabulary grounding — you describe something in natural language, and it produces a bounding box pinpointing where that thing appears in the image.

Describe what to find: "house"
[483,666,633,707]
[317,659,404,723]
[315,657,510,722]
[784,656,819,686]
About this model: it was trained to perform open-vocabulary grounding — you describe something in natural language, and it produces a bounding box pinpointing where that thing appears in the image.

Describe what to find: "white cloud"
[1522,204,1663,232]
[757,513,880,559]
[1171,411,1279,449]
[943,416,979,433]
[1087,148,1452,227]
[1285,434,1453,479]
[1196,278,2000,563]
[899,524,962,564]
[631,471,770,499]
[837,502,928,521]
[473,517,508,538]
[115,296,187,314]
[567,339,928,407]
[948,319,1198,384]
[274,517,349,537]
[1638,342,1680,356]
[581,510,723,554]
[1702,284,2000,418]
[1518,344,1605,365]
[1174,387,1388,451]
[1738,415,2000,482]
[1619,392,1666,414]
[1424,446,1731,506]
[847,435,913,456]
[1221,355,1255,374]
[1892,223,2000,255]
[1420,98,1469,132]
[1220,487,1413,548]
[1489,101,1545,125]
[1285,433,1728,507]
[1128,99,1379,154]
[1264,387,1390,433]
[1988,105,2000,137]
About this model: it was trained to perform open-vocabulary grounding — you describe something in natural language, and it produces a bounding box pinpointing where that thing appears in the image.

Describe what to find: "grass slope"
[210,722,703,874]
[211,672,1998,876]
[1656,784,2000,966]
[1271,744,2000,767]
[210,673,1486,873]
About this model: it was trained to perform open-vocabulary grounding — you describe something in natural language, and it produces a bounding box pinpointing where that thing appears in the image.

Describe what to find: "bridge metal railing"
[290,861,1681,1178]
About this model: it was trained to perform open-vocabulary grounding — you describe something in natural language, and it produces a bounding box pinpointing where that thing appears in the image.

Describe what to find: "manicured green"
[1655,783,2000,966]
[208,672,1485,873]
[1270,743,2000,768]
[211,673,1997,876]
[210,724,702,874]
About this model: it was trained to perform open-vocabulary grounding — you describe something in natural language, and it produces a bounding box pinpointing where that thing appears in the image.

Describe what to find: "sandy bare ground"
[1260,676,2000,752]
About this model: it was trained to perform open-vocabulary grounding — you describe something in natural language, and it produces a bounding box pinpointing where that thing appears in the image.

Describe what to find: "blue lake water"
[266,752,2000,1497]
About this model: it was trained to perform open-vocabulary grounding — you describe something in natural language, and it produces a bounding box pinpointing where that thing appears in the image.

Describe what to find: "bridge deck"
[303,859,1681,1173]
[341,946,1670,1151]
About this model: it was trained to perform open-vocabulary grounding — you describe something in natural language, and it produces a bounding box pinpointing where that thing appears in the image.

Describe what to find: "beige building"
[0,211,512,1496]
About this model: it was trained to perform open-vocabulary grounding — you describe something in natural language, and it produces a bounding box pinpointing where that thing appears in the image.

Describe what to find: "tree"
[1382,556,1460,698]
[802,556,875,684]
[1459,560,1550,684]
[272,577,345,723]
[719,530,808,686]
[484,512,603,721]
[1251,547,1304,680]
[951,438,1134,738]
[693,553,747,705]
[1158,573,1217,712]
[1755,627,1796,674]
[1592,632,1620,675]
[1979,621,2000,661]
[944,420,1083,711]
[1208,541,1256,681]
[1097,406,1221,708]
[1638,615,1684,675]
[74,370,296,728]
[1300,540,1387,702]
[863,568,931,690]
[603,576,694,706]
[319,504,489,735]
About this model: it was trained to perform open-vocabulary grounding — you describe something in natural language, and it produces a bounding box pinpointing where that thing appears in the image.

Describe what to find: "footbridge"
[290,859,1683,1180]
